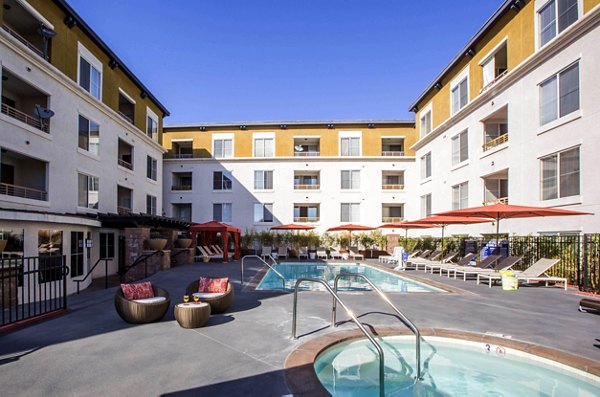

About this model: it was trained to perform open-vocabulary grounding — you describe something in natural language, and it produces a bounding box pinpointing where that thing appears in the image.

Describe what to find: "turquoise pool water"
[256,262,442,292]
[314,336,600,396]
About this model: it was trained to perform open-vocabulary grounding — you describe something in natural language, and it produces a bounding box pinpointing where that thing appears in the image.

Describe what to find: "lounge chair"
[316,247,328,259]
[297,247,308,259]
[477,258,565,289]
[436,253,477,276]
[407,250,441,271]
[185,279,234,314]
[277,246,288,259]
[211,245,224,254]
[455,255,522,282]
[261,246,272,259]
[421,251,460,273]
[329,247,343,260]
[115,285,171,324]
[579,298,600,313]
[201,246,225,260]
[447,255,501,280]
[407,249,422,258]
[405,249,431,269]
[379,247,402,264]
[348,247,364,260]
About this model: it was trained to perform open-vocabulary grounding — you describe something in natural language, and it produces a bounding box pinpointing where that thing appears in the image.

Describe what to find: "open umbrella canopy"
[436,203,592,244]
[378,221,439,247]
[410,215,493,248]
[327,224,375,248]
[270,223,315,231]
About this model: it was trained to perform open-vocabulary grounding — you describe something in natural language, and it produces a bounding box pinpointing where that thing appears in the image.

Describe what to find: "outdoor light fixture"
[280,124,287,129]
[108,59,118,69]
[410,106,418,113]
[367,123,375,128]
[511,0,525,11]
[327,124,334,129]
[465,48,476,57]
[199,126,206,131]
[140,91,147,99]
[239,125,247,130]
[38,25,56,38]
[434,81,443,90]
[64,15,76,29]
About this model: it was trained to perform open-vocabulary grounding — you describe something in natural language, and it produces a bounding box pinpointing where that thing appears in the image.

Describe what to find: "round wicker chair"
[115,285,171,324]
[185,280,233,314]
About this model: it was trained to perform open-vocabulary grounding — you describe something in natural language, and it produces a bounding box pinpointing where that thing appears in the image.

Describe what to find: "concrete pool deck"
[1,258,599,396]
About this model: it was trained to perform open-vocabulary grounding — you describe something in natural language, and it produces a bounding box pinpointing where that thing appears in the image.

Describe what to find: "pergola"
[189,221,241,262]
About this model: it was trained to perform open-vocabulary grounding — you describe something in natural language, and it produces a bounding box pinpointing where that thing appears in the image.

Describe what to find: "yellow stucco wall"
[585,0,600,13]
[6,0,165,134]
[163,124,417,159]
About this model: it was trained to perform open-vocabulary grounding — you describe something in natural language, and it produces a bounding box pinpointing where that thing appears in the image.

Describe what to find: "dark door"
[70,231,84,277]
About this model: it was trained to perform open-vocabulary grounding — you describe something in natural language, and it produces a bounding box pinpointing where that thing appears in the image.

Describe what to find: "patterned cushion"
[198,277,229,293]
[121,282,154,300]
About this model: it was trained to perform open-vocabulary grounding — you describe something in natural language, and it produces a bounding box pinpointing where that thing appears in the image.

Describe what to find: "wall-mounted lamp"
[140,91,147,99]
[327,124,334,129]
[510,0,524,11]
[280,124,287,129]
[465,48,476,57]
[64,15,76,29]
[108,59,118,69]
[367,123,375,129]
[239,125,247,130]
[199,126,206,131]
[434,81,443,90]
[410,106,418,113]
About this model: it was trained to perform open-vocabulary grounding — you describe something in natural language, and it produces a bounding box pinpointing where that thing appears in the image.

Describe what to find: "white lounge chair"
[329,247,343,259]
[297,247,308,259]
[477,258,565,290]
[379,247,401,264]
[349,247,364,260]
[277,246,288,259]
[316,247,328,259]
[454,255,521,282]
[261,246,272,259]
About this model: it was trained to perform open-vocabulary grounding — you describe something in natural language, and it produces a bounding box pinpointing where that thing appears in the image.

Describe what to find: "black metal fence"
[1,255,68,327]
[405,234,600,293]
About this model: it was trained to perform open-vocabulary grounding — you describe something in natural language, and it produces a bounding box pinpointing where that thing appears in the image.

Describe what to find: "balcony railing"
[118,111,134,124]
[1,103,49,133]
[172,185,192,191]
[484,197,508,206]
[382,184,404,190]
[173,153,193,159]
[0,182,47,201]
[294,151,320,157]
[117,206,132,215]
[294,184,320,190]
[480,69,508,93]
[381,151,405,156]
[118,158,133,170]
[293,216,320,223]
[382,217,403,223]
[2,24,48,60]
[482,133,508,151]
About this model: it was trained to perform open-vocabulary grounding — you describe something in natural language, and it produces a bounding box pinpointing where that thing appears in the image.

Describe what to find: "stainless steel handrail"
[334,273,422,380]
[292,277,385,397]
[241,255,285,288]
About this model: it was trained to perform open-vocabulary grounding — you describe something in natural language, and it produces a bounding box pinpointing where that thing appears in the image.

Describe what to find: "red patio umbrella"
[410,215,493,248]
[436,203,592,245]
[327,224,375,248]
[270,223,315,231]
[378,221,439,247]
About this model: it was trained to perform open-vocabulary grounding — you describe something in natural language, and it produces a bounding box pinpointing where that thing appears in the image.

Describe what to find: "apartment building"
[162,121,417,234]
[408,0,600,237]
[0,0,169,293]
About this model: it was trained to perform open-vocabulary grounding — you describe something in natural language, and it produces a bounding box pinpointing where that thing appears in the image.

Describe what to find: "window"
[100,233,115,259]
[340,137,361,156]
[172,140,193,158]
[213,171,232,190]
[451,77,469,114]
[78,44,102,100]
[341,170,360,190]
[294,172,320,190]
[539,0,578,47]
[213,138,233,158]
[254,170,273,190]
[70,231,84,277]
[421,194,432,218]
[254,138,274,157]
[452,182,469,209]
[78,173,99,209]
[118,91,135,124]
[341,203,360,222]
[173,203,192,222]
[451,130,469,165]
[213,203,232,222]
[254,203,273,223]
[78,115,99,155]
[146,156,157,181]
[146,195,157,215]
[421,152,432,179]
[146,109,158,141]
[481,42,508,88]
[420,110,432,137]
[540,62,579,125]
[541,147,580,200]
[294,204,320,222]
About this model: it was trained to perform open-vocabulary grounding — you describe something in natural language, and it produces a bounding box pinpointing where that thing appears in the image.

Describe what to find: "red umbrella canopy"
[411,215,493,226]
[436,203,592,220]
[378,221,436,229]
[270,223,315,231]
[327,224,375,232]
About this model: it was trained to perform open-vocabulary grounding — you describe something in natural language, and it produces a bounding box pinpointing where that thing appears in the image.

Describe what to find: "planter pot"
[148,238,167,251]
[0,240,7,252]
[309,252,316,260]
[176,238,192,248]
[202,256,210,263]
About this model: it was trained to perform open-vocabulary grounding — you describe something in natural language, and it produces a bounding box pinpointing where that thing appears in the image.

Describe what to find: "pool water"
[256,262,442,292]
[314,336,600,396]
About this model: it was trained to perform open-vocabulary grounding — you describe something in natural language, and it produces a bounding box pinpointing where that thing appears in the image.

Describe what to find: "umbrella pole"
[405,229,408,248]
[441,226,445,250]
[496,218,500,249]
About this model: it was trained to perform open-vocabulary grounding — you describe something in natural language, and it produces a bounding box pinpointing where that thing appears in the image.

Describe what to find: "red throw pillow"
[121,282,154,300]
[198,277,228,293]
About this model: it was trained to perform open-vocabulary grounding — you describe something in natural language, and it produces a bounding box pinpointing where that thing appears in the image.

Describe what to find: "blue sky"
[69,0,501,124]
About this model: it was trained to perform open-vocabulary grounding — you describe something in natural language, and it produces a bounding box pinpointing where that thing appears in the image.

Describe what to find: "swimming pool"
[255,262,442,292]
[314,335,600,396]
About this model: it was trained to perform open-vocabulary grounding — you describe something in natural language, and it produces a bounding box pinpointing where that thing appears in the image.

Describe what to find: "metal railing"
[293,216,319,222]
[173,153,193,159]
[241,255,285,288]
[294,151,320,157]
[381,151,405,156]
[382,184,404,190]
[294,184,320,190]
[292,278,387,397]
[382,217,404,223]
[120,250,164,281]
[480,69,508,93]
[73,258,113,294]
[117,158,133,170]
[117,206,132,215]
[171,185,192,191]
[482,133,508,151]
[2,23,48,60]
[1,103,49,132]
[1,255,68,327]
[0,182,48,201]
[334,273,421,380]
[483,197,508,206]
[118,111,134,124]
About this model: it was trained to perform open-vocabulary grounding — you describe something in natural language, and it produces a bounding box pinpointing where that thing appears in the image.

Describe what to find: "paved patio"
[0,258,598,396]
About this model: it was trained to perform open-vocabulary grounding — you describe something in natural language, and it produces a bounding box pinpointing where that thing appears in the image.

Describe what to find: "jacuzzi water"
[314,336,600,396]
[256,262,442,292]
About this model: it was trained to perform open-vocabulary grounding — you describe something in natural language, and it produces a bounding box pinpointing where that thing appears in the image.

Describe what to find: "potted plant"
[175,231,192,248]
[148,231,167,251]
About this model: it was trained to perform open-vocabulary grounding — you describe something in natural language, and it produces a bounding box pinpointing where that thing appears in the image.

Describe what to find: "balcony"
[117,185,132,213]
[172,172,192,191]
[382,204,403,224]
[483,170,508,206]
[382,217,403,223]
[172,141,193,159]
[294,137,320,157]
[482,106,508,152]
[294,172,320,190]
[480,42,507,93]
[173,203,192,222]
[381,138,404,156]
[2,0,53,61]
[483,133,508,151]
[1,68,51,133]
[293,216,320,222]
[0,148,48,201]
[382,171,404,190]
[294,205,320,223]
[484,197,508,206]
[118,92,135,124]
[117,139,134,170]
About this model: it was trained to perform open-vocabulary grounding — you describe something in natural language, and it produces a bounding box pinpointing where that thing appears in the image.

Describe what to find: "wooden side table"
[174,302,211,328]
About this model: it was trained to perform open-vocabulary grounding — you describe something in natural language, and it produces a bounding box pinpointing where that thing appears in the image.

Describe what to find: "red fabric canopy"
[410,215,493,226]
[327,224,375,232]
[189,221,241,262]
[270,223,315,231]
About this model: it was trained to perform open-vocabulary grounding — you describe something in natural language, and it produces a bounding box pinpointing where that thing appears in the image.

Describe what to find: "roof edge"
[164,119,416,129]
